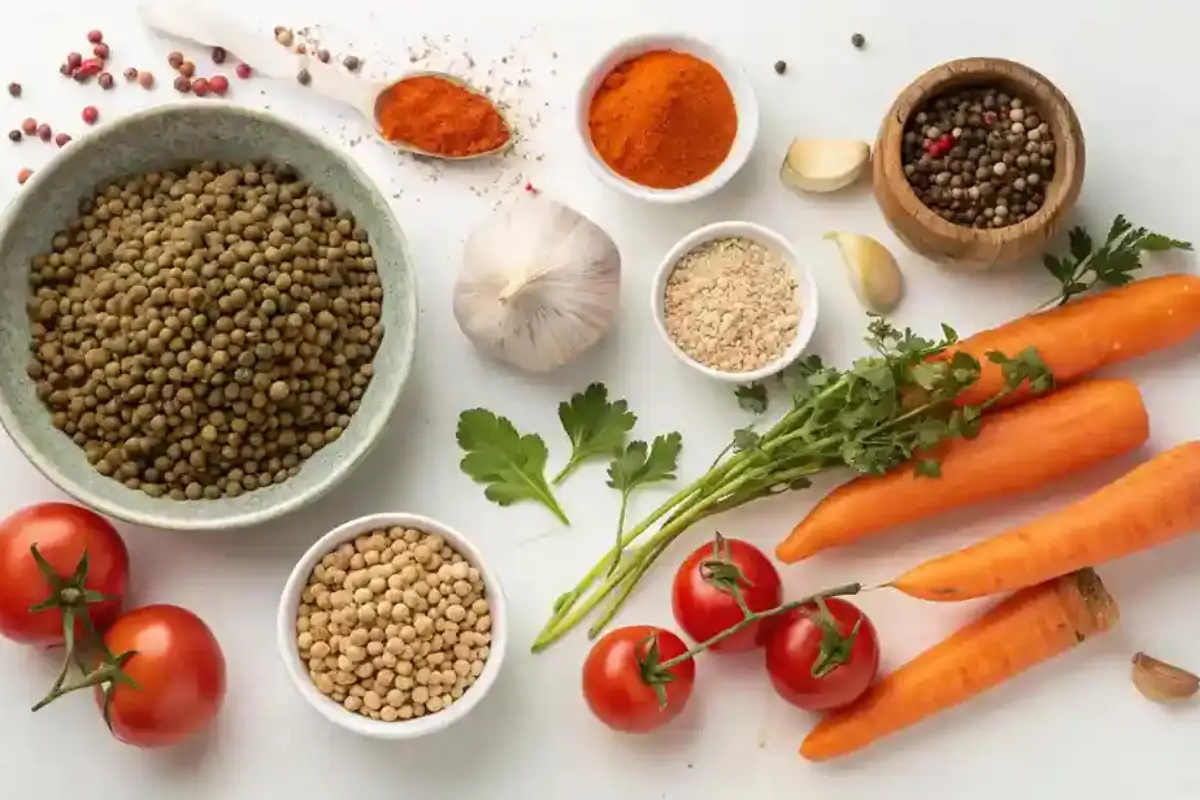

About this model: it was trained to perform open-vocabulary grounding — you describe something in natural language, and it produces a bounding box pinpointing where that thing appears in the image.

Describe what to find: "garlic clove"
[823,232,905,314]
[780,139,871,194]
[1131,652,1199,704]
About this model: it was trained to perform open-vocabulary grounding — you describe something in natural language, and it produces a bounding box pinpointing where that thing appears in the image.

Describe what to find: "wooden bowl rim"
[876,56,1083,247]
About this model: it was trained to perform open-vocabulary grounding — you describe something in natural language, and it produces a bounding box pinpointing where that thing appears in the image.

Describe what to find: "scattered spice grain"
[80,105,98,125]
[54,133,70,148]
[20,118,36,135]
[77,59,103,79]
[850,33,866,48]
[8,130,21,142]
[167,51,184,70]
[296,526,493,722]
[588,50,737,190]
[17,168,32,185]
[343,55,361,72]
[123,67,138,81]
[98,72,114,90]
[316,48,331,64]
[93,43,110,60]
[663,237,800,373]
[774,60,787,75]
[174,75,192,93]
[192,77,210,97]
[901,86,1055,228]
[211,46,227,64]
[374,75,510,157]
[209,75,229,96]
[138,71,155,89]
[59,64,73,77]
[179,61,196,78]
[86,29,103,44]
[67,52,84,71]
[296,68,311,86]
[236,63,252,80]
[7,82,21,97]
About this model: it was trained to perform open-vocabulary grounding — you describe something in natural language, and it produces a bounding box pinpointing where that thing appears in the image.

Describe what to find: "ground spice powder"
[587,50,737,190]
[375,75,511,157]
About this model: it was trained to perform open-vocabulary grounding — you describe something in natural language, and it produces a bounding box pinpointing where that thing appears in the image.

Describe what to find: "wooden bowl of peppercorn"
[872,57,1085,271]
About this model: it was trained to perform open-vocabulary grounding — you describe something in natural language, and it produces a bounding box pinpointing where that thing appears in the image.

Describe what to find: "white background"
[0,1,1198,798]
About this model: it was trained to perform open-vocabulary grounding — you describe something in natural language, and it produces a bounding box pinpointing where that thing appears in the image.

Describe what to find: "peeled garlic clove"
[780,139,871,194]
[1132,652,1199,704]
[824,232,905,314]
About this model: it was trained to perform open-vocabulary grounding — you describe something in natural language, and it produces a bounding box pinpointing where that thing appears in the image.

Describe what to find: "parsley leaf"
[735,382,769,414]
[553,383,637,485]
[1042,215,1192,307]
[456,409,569,525]
[603,433,683,574]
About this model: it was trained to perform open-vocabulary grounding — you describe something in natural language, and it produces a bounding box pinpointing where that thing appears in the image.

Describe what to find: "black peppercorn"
[851,33,866,48]
[774,60,787,75]
[8,129,21,142]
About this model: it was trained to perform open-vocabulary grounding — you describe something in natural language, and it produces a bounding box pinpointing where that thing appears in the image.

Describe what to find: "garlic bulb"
[780,139,871,194]
[453,196,622,372]
[824,231,905,314]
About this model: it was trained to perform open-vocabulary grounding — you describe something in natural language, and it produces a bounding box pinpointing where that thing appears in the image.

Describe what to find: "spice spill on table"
[902,86,1056,228]
[663,237,800,373]
[588,50,737,189]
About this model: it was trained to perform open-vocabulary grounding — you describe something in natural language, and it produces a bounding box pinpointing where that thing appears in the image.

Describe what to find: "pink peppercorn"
[236,63,252,80]
[20,117,36,135]
[173,75,191,93]
[98,72,114,90]
[123,67,138,81]
[192,77,210,97]
[81,106,99,125]
[92,43,110,60]
[138,71,155,89]
[17,168,32,185]
[211,46,227,64]
[59,63,72,76]
[208,75,229,95]
[55,133,71,147]
[86,29,103,44]
[7,82,21,98]
[67,52,83,70]
[36,123,51,141]
[77,58,103,78]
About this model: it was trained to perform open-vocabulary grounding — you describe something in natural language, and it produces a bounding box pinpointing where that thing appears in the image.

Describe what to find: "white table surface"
[2,1,1199,797]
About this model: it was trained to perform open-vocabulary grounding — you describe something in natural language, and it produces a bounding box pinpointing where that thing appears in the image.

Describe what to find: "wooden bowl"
[872,57,1085,271]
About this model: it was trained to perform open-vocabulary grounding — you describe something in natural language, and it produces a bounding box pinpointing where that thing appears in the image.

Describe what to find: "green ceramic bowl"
[0,103,418,531]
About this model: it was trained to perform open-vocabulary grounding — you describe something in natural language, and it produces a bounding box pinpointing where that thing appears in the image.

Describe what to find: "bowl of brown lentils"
[277,512,506,739]
[872,57,1085,271]
[0,103,417,531]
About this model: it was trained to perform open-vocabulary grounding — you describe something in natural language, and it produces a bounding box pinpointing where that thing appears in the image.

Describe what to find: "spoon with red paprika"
[138,1,513,161]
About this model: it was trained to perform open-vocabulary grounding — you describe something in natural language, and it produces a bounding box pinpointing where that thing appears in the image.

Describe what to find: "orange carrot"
[892,441,1200,602]
[940,274,1200,407]
[776,379,1149,563]
[800,568,1117,762]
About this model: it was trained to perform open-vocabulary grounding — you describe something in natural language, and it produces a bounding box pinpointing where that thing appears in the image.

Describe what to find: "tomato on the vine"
[764,598,879,712]
[0,502,129,646]
[671,536,781,653]
[95,604,226,748]
[582,625,695,733]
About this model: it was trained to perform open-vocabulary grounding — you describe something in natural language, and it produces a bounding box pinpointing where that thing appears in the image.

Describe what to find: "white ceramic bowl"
[277,512,507,740]
[576,34,759,203]
[651,221,820,383]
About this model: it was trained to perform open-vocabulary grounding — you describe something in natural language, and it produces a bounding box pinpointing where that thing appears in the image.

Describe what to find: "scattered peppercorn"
[81,105,98,125]
[192,77,210,97]
[211,46,227,64]
[54,132,70,147]
[167,51,184,69]
[316,48,331,63]
[67,52,83,71]
[77,58,103,79]
[36,123,51,142]
[7,82,21,97]
[21,118,36,135]
[901,86,1056,229]
[98,72,114,90]
[92,43,110,60]
[773,60,787,75]
[17,168,32,185]
[209,75,230,96]
[295,43,308,56]
[173,75,192,93]
[179,61,196,78]
[343,55,361,72]
[297,68,311,86]
[123,67,138,81]
[138,71,155,89]
[59,63,73,77]
[8,129,21,142]
[274,26,294,47]
[86,29,103,44]
[851,33,866,48]
[236,63,252,80]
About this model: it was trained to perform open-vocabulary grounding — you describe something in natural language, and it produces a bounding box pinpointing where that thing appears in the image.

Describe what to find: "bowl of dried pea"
[277,512,507,739]
[0,102,418,531]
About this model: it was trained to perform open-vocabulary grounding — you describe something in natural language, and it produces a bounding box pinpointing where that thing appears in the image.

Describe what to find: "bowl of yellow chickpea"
[277,512,507,739]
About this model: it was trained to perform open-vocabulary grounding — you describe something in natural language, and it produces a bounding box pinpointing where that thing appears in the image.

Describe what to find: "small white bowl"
[651,221,820,383]
[277,512,507,740]
[576,33,759,204]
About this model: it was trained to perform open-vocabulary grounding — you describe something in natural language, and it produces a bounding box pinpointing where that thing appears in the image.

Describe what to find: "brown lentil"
[663,237,800,373]
[901,86,1056,229]
[296,526,492,722]
[24,160,385,501]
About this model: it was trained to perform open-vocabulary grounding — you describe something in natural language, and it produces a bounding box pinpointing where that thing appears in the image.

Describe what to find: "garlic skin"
[824,231,905,314]
[454,196,621,372]
[1132,652,1199,704]
[780,139,871,194]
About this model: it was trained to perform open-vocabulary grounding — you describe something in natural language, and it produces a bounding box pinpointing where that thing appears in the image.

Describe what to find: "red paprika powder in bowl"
[577,34,760,203]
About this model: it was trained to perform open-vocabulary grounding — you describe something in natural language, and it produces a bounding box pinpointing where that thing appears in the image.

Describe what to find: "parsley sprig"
[1043,215,1191,307]
[603,433,682,575]
[456,409,570,525]
[553,383,637,484]
[533,317,1052,652]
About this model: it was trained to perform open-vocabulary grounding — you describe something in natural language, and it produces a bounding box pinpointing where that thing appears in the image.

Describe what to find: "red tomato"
[582,625,695,733]
[764,598,880,712]
[671,537,782,653]
[0,503,129,646]
[95,605,226,748]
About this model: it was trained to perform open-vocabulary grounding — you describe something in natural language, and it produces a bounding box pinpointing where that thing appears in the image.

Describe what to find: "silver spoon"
[137,1,513,161]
